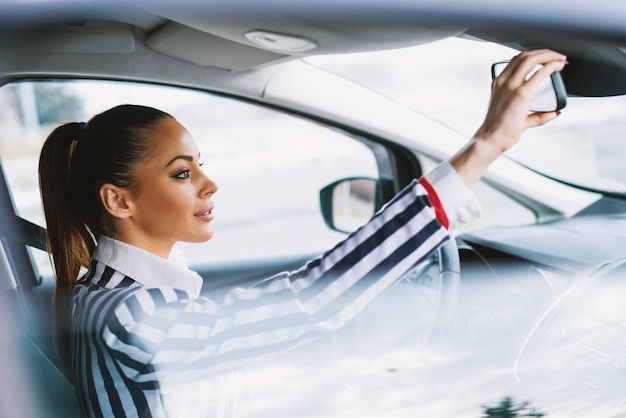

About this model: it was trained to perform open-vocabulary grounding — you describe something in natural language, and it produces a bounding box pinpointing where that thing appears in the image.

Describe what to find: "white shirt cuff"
[424,161,482,231]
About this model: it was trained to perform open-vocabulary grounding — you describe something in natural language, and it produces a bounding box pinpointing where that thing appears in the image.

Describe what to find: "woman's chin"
[195,229,215,243]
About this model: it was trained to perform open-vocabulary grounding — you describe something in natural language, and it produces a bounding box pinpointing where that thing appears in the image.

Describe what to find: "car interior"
[2,2,626,417]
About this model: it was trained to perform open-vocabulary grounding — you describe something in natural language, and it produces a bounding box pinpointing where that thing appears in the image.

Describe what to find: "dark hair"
[38,104,172,377]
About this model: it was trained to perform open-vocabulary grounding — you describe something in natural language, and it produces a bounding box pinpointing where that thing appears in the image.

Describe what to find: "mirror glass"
[492,62,566,112]
[331,178,377,233]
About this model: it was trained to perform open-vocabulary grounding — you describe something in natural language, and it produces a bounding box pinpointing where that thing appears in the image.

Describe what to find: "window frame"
[0,76,424,285]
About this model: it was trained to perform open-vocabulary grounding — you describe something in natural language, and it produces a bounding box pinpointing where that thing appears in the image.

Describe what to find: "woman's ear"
[99,184,132,219]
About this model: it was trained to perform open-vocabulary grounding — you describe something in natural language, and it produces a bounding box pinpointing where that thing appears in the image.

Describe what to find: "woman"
[39,50,566,417]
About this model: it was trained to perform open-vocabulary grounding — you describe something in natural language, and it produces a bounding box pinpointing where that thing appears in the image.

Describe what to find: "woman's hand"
[450,49,568,188]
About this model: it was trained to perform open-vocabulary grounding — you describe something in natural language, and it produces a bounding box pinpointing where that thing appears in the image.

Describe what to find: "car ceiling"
[1,1,626,97]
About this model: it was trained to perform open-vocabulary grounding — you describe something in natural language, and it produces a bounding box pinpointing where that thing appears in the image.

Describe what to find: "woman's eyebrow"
[165,153,200,167]
[165,155,194,168]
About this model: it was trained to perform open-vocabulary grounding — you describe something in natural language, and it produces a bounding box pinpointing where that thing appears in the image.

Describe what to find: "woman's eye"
[173,169,190,179]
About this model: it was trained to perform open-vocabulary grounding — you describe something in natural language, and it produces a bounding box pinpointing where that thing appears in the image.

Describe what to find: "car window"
[0,80,379,276]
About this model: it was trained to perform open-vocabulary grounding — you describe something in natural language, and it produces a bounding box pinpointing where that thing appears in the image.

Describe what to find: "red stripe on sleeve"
[419,176,450,230]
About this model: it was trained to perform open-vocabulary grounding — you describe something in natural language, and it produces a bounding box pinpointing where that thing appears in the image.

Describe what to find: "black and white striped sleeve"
[102,179,449,384]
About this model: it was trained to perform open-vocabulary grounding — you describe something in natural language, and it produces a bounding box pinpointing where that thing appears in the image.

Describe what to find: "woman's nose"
[200,172,218,196]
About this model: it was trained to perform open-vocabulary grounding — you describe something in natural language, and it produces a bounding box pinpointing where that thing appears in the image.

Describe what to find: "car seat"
[0,160,82,417]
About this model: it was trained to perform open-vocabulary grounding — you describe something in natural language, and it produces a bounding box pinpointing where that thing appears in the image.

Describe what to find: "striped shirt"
[71,164,480,417]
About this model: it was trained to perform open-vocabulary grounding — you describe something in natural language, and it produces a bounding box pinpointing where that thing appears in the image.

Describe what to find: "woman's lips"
[194,203,215,222]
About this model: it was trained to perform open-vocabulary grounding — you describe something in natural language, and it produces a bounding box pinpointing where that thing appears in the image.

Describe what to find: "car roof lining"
[2,12,626,97]
[3,15,465,71]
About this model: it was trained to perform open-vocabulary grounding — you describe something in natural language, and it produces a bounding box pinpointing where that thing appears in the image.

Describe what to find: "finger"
[524,59,567,90]
[494,50,543,80]
[501,50,567,85]
[526,110,561,128]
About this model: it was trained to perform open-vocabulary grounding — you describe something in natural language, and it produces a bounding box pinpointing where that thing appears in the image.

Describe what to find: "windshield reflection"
[481,397,546,417]
[149,261,626,417]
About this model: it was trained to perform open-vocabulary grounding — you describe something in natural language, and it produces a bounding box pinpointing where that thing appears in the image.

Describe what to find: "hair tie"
[75,122,87,143]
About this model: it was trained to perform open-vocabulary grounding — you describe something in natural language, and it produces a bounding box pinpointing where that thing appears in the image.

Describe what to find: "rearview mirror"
[319,177,392,233]
[491,61,567,112]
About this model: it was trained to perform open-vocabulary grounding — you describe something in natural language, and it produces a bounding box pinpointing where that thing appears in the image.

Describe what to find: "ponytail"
[39,122,94,378]
[37,105,172,379]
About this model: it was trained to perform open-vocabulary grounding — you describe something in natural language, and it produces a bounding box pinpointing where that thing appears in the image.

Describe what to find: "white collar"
[92,235,203,298]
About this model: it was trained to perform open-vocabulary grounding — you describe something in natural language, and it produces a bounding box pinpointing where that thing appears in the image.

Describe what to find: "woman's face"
[120,117,218,257]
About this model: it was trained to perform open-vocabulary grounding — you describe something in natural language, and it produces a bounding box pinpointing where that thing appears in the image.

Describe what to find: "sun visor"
[146,21,289,70]
[19,21,135,54]
[148,9,465,57]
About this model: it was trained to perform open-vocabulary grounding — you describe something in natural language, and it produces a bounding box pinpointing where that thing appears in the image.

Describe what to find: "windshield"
[307,37,626,195]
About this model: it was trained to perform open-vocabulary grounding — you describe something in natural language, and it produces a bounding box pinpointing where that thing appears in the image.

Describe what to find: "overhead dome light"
[244,30,317,53]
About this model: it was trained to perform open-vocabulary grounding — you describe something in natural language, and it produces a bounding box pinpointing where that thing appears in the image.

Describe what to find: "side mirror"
[319,177,392,233]
[491,61,567,112]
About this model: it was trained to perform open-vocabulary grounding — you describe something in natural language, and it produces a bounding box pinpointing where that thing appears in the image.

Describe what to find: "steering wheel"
[430,238,462,337]
[325,237,462,360]
[399,238,461,343]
